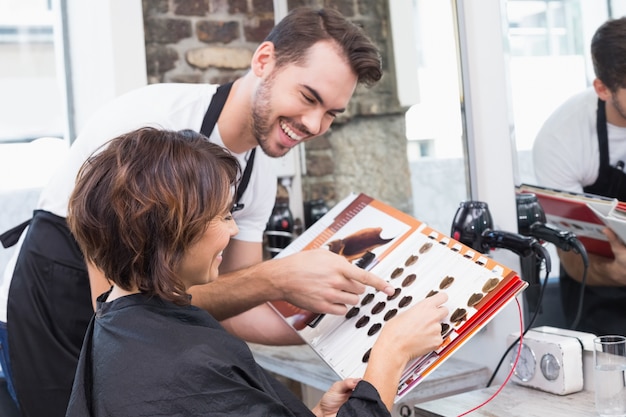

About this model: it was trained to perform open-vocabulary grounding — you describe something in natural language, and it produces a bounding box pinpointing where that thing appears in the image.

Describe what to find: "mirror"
[506,0,626,186]
[501,0,626,329]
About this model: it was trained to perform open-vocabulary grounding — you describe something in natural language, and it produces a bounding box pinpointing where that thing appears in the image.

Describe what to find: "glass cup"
[594,335,626,417]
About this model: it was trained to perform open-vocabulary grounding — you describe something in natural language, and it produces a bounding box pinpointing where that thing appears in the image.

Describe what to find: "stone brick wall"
[142,0,412,215]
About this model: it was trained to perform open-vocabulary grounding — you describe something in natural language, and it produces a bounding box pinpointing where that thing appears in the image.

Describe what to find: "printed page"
[588,201,626,245]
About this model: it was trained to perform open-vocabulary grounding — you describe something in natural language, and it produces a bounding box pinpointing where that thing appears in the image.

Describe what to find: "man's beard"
[250,74,290,158]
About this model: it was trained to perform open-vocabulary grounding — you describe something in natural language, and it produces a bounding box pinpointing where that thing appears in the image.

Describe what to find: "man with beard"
[532,17,626,337]
[0,7,393,417]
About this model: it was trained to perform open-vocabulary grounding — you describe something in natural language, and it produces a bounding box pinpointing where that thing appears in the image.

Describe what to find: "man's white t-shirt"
[0,83,277,322]
[533,87,626,192]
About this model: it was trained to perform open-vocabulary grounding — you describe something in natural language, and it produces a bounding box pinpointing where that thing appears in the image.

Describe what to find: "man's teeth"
[280,120,304,141]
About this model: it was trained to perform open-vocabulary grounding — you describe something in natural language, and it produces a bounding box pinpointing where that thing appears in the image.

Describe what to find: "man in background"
[533,17,626,337]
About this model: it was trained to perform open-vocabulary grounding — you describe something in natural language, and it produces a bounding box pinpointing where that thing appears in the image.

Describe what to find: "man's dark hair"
[591,16,626,92]
[265,7,382,86]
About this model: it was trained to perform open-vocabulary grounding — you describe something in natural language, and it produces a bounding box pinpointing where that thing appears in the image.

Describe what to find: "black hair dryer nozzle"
[516,193,584,253]
[451,200,540,257]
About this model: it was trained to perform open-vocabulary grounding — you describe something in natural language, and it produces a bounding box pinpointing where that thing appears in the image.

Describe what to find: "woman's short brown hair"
[68,127,240,305]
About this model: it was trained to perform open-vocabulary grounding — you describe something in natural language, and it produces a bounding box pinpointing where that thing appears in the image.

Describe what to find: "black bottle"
[304,199,329,229]
[266,200,294,256]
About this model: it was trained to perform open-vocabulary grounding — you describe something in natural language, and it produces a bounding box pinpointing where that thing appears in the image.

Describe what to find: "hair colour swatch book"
[516,183,626,258]
[269,193,527,402]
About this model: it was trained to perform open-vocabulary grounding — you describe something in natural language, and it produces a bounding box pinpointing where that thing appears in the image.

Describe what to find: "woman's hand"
[362,291,449,409]
[378,291,449,362]
[311,378,360,417]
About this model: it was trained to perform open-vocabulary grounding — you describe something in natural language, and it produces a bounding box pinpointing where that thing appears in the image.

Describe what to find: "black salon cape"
[65,292,390,417]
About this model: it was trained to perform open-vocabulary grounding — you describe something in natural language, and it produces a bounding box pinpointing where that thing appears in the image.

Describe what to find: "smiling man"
[0,7,390,417]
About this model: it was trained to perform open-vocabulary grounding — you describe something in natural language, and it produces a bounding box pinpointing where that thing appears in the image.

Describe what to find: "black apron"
[2,82,257,417]
[560,98,626,336]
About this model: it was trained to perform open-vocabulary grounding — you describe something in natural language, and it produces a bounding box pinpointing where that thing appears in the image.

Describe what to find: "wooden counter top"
[248,343,597,417]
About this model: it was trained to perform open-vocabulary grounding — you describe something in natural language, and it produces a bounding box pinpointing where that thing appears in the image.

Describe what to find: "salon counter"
[248,342,491,417]
[414,384,596,416]
[248,342,598,416]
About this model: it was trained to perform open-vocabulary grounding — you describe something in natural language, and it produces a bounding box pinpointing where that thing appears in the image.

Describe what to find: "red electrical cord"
[456,297,524,416]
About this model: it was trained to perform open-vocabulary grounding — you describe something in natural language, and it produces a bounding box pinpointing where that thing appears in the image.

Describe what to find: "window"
[0,0,66,144]
[0,0,68,193]
[399,0,469,232]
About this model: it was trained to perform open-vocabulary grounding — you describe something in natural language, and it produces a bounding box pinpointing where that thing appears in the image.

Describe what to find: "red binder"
[516,184,619,258]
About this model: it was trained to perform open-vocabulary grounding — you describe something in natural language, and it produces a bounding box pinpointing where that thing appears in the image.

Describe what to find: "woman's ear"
[593,78,611,101]
[251,41,276,77]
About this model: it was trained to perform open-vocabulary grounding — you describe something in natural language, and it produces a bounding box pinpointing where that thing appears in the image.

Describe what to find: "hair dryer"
[451,200,545,258]
[516,193,586,255]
